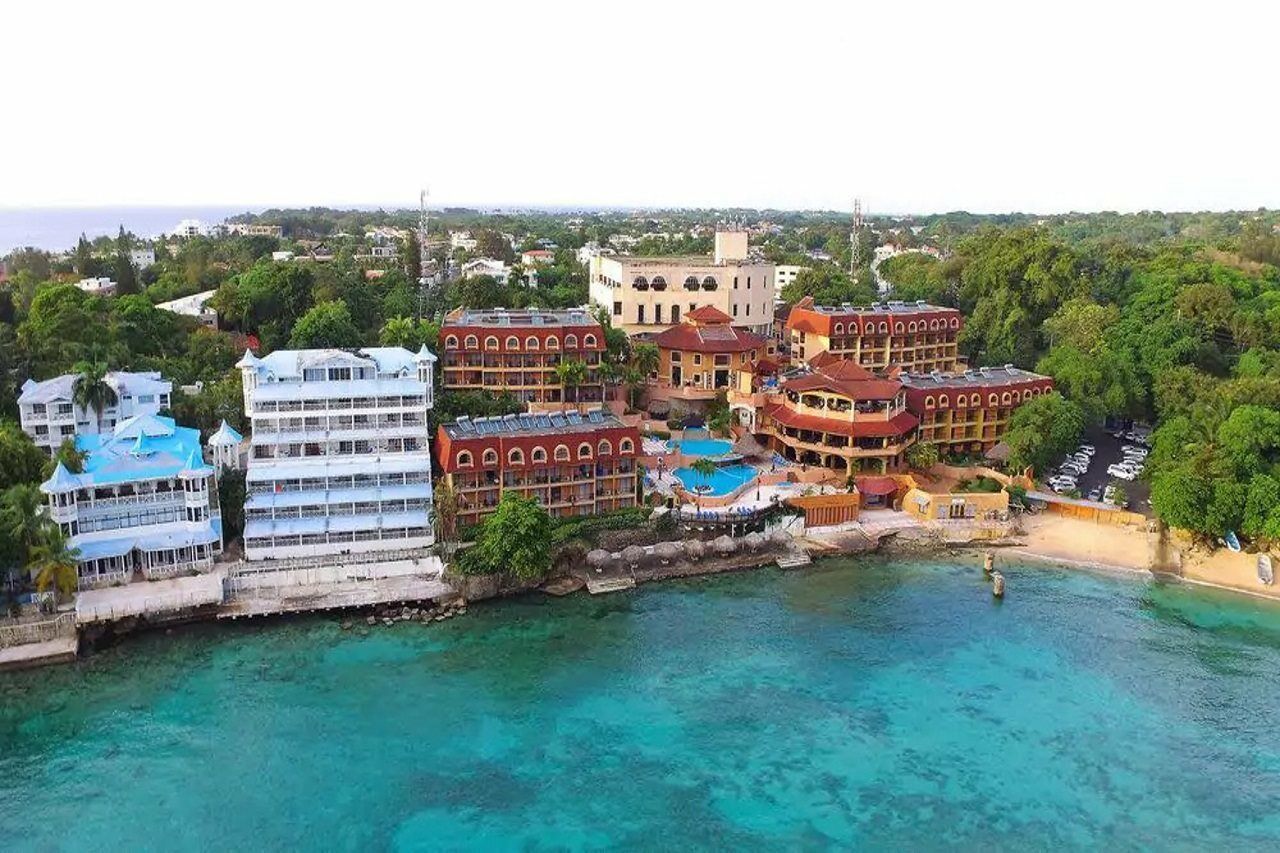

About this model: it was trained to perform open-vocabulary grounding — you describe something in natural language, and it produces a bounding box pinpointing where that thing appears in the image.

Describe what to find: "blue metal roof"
[42,415,209,492]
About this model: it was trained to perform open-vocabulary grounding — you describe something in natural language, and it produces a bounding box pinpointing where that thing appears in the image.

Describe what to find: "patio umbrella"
[586,549,612,569]
[712,535,737,555]
[742,531,765,551]
[684,538,707,560]
[653,541,684,564]
[621,545,647,568]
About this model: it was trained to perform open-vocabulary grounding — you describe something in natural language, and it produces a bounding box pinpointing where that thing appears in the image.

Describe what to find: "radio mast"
[417,188,430,318]
[850,198,864,283]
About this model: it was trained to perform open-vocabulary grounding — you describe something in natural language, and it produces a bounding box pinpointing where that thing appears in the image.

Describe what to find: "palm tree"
[1,484,47,562]
[555,359,588,407]
[434,481,459,558]
[597,360,621,402]
[690,458,719,512]
[72,359,118,434]
[380,315,417,348]
[28,524,80,602]
[631,343,659,381]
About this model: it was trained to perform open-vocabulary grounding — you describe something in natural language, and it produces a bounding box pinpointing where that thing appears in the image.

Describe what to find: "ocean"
[0,207,263,255]
[1,557,1278,850]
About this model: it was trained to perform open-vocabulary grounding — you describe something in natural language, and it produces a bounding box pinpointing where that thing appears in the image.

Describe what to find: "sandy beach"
[1005,513,1280,604]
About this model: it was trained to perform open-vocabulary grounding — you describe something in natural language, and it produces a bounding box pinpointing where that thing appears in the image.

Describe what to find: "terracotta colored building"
[439,308,605,409]
[785,297,963,373]
[436,409,641,527]
[901,366,1054,453]
[650,306,774,405]
[736,359,919,475]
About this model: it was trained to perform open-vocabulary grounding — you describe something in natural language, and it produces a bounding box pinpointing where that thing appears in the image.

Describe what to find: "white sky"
[2,0,1276,215]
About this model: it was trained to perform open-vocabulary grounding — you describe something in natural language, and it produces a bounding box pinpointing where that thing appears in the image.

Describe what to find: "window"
[651,276,667,291]
[693,354,702,366]
[733,304,739,317]
[939,395,949,408]
[532,446,547,463]
[584,334,597,347]
[747,276,751,289]
[506,336,520,350]
[445,335,459,349]
[925,395,936,409]
[547,336,560,350]
[526,335,540,350]
[485,336,499,350]
[900,322,908,333]
[879,322,888,333]
[951,317,960,329]
[482,449,498,465]
[655,304,664,324]
[671,305,680,322]
[613,301,622,316]
[733,276,739,289]
[577,442,592,459]
[834,323,844,335]
[508,448,525,465]
[619,438,634,453]
[464,335,478,350]
[633,276,649,290]
[637,305,646,324]
[564,334,577,349]
[554,444,570,462]
[684,276,699,291]
[746,304,751,316]
[670,351,682,362]
[702,276,717,291]
[456,450,473,467]
[598,439,613,455]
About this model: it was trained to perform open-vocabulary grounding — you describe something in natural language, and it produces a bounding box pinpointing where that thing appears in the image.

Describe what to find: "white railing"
[142,559,212,580]
[78,569,131,590]
[76,590,223,624]
[228,546,435,576]
[0,613,77,648]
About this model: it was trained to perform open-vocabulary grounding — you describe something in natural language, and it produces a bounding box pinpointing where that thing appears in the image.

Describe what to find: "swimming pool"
[667,428,734,457]
[674,464,758,496]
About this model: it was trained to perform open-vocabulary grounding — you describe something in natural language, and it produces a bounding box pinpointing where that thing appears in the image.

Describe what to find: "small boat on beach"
[1224,531,1242,552]
[1259,554,1274,586]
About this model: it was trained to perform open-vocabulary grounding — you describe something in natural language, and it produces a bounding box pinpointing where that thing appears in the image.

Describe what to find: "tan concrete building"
[589,230,774,336]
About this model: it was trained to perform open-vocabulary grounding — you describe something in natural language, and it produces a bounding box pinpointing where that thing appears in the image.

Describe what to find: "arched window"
[878,322,888,333]
[584,334,597,347]
[508,448,525,465]
[834,323,844,335]
[1001,392,1012,405]
[484,336,499,351]
[456,450,473,467]
[939,394,949,408]
[598,439,613,455]
[931,320,940,331]
[546,336,560,350]
[950,317,959,329]
[701,276,717,291]
[505,336,519,350]
[633,276,649,291]
[897,322,906,333]
[925,395,936,409]
[1012,390,1021,403]
[684,276,700,291]
[619,438,634,454]
[651,276,667,291]
[577,442,592,459]
[445,335,459,349]
[532,446,547,463]
[969,394,980,407]
[482,448,498,465]
[464,335,478,350]
[565,334,578,349]
[908,321,917,333]
[554,444,570,462]
[526,336,540,351]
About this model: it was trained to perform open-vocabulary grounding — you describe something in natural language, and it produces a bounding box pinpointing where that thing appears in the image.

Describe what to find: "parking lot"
[1048,426,1152,514]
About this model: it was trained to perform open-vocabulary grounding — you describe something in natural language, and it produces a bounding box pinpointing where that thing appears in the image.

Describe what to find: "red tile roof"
[686,305,732,324]
[782,361,902,400]
[856,476,900,496]
[764,405,917,438]
[653,321,768,354]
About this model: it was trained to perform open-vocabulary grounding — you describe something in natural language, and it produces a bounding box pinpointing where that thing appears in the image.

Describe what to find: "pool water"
[675,463,757,496]
[667,429,734,457]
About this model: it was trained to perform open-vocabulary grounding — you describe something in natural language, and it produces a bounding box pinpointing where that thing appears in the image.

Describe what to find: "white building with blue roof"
[238,345,437,560]
[40,413,222,589]
[18,370,172,454]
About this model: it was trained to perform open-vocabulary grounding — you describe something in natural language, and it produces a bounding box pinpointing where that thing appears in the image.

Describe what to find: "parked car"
[1077,444,1096,455]
[1048,475,1078,490]
[1087,487,1103,502]
[1121,445,1148,458]
[1107,465,1138,481]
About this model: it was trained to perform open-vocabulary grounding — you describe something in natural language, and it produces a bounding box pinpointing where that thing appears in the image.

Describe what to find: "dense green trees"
[460,492,553,580]
[1001,392,1085,475]
[780,267,876,306]
[289,300,362,349]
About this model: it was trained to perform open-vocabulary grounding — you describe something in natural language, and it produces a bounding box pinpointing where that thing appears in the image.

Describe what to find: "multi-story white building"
[461,257,510,281]
[237,345,437,560]
[130,248,156,269]
[41,414,222,589]
[774,264,807,294]
[76,277,117,296]
[156,289,218,327]
[589,230,776,336]
[18,371,173,454]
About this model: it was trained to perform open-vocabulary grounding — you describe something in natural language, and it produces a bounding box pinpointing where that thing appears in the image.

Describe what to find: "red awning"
[856,476,899,496]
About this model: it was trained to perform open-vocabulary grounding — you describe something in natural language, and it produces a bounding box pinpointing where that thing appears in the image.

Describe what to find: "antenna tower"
[850,198,864,282]
[417,188,430,318]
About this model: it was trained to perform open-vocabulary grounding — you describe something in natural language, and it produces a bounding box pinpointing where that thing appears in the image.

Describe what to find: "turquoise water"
[674,463,757,496]
[667,436,734,457]
[3,559,1280,850]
